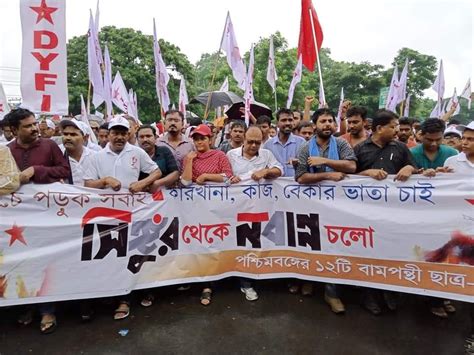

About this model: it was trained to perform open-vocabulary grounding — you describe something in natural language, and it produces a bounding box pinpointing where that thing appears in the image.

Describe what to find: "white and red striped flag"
[286,55,303,109]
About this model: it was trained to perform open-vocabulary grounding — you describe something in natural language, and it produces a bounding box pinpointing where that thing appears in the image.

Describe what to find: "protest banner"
[0,175,473,306]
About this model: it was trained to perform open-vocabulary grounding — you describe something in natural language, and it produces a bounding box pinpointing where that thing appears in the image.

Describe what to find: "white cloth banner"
[0,176,473,306]
[20,0,68,114]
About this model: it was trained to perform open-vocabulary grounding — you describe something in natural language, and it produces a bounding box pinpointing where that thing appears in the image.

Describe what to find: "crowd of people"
[0,102,472,351]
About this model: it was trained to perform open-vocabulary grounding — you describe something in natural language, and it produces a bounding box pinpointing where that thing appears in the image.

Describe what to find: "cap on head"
[456,121,474,132]
[190,124,212,137]
[108,116,130,130]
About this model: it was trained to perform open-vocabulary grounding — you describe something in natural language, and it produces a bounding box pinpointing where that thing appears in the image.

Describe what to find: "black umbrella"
[225,101,273,121]
[190,91,243,109]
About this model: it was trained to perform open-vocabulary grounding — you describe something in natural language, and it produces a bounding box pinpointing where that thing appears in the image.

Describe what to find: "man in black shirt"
[354,109,418,315]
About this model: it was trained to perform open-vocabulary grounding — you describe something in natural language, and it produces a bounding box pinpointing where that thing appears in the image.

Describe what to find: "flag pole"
[274,84,278,113]
[308,8,325,105]
[399,100,404,116]
[87,80,92,116]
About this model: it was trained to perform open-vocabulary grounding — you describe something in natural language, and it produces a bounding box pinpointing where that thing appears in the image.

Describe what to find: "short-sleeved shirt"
[183,149,233,182]
[227,147,283,178]
[59,145,95,186]
[410,144,458,169]
[219,140,241,154]
[444,153,474,175]
[354,138,417,174]
[263,133,306,177]
[295,137,357,180]
[83,142,158,188]
[157,133,194,170]
[139,145,179,180]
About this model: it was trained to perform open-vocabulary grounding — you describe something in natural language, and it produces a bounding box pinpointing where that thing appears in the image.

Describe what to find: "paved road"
[0,280,469,354]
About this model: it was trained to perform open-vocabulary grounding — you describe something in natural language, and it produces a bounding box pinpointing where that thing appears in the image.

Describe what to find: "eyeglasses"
[246,140,262,145]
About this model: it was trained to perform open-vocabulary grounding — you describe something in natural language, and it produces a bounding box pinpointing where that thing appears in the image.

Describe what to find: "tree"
[67,26,196,122]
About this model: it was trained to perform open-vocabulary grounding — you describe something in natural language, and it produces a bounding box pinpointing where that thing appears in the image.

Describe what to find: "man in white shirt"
[444,121,474,175]
[83,116,162,320]
[84,116,161,192]
[226,126,283,302]
[227,126,283,183]
[59,119,95,185]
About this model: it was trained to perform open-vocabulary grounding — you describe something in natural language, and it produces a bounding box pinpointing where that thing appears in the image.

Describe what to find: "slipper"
[430,306,448,318]
[114,303,130,320]
[40,315,57,334]
[18,309,34,326]
[443,300,456,313]
[200,288,212,306]
[140,295,155,308]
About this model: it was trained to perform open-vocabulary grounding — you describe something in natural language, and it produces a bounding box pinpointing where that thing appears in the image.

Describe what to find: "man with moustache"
[263,108,305,177]
[157,110,194,170]
[397,117,417,148]
[340,106,369,148]
[295,108,357,314]
[6,108,70,334]
[219,120,246,153]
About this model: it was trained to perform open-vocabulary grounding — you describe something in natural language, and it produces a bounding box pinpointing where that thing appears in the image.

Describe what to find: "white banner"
[0,176,473,306]
[20,0,68,114]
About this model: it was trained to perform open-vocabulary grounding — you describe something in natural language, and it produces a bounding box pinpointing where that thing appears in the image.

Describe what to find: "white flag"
[403,94,410,117]
[20,0,68,114]
[219,77,229,92]
[80,94,88,117]
[153,19,170,114]
[79,94,98,144]
[0,83,10,120]
[445,88,461,116]
[430,101,440,118]
[431,60,445,117]
[103,45,113,118]
[128,88,137,120]
[112,71,130,114]
[335,87,344,132]
[385,65,399,112]
[87,10,104,108]
[286,55,303,109]
[460,78,471,110]
[219,12,246,90]
[397,58,409,105]
[94,0,101,37]
[266,36,277,93]
[244,45,255,127]
[178,77,189,117]
[318,81,326,109]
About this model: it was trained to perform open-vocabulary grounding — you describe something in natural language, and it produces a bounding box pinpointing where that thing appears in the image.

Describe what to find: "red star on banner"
[5,223,27,246]
[30,0,58,25]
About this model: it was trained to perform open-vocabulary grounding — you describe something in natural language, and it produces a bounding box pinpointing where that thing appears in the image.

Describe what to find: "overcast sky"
[1,0,472,102]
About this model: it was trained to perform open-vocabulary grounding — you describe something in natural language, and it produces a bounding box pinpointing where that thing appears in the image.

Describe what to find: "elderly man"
[84,116,162,320]
[6,108,70,334]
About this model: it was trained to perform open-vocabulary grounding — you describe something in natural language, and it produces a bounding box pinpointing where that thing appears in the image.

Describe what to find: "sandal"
[18,308,34,326]
[114,302,130,320]
[200,288,212,306]
[430,306,448,318]
[40,314,57,334]
[140,294,155,307]
[443,300,456,313]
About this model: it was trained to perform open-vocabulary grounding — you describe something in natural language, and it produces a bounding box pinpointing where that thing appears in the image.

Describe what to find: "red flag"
[297,0,324,72]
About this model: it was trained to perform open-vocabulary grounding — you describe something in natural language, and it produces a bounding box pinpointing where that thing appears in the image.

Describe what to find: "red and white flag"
[178,77,189,117]
[385,65,399,112]
[244,45,255,127]
[403,94,411,117]
[460,78,471,110]
[397,58,409,105]
[0,83,11,120]
[219,12,246,90]
[128,88,138,120]
[266,36,277,93]
[87,9,104,108]
[297,0,324,72]
[445,88,461,115]
[103,45,113,118]
[431,60,445,118]
[20,0,68,114]
[430,101,441,118]
[112,71,130,114]
[153,18,170,114]
[335,87,344,132]
[286,55,303,109]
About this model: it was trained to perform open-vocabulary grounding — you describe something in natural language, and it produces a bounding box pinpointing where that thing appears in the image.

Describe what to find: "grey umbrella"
[190,91,244,109]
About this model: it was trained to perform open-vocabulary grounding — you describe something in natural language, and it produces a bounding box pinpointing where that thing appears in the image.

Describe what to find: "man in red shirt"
[5,108,70,334]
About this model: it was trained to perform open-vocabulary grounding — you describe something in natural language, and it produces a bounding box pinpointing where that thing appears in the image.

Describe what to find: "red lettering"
[31,52,58,71]
[33,30,58,49]
[40,95,51,112]
[35,73,57,91]
[237,212,269,223]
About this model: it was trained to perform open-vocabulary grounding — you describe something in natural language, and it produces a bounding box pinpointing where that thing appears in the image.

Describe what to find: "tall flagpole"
[308,8,325,105]
[274,84,278,113]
